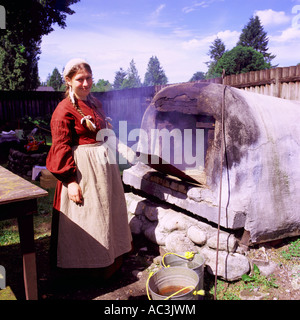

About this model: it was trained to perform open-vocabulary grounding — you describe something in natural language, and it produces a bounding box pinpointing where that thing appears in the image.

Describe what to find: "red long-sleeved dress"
[46,97,132,269]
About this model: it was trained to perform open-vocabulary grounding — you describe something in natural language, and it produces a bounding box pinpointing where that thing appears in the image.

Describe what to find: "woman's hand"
[67,182,83,204]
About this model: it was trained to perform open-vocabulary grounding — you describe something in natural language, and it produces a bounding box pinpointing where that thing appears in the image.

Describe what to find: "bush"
[215,45,271,76]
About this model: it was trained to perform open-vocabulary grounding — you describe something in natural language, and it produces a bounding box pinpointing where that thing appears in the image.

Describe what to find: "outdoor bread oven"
[123,81,300,246]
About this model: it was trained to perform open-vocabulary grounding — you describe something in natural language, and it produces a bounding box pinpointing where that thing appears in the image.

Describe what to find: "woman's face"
[67,69,93,100]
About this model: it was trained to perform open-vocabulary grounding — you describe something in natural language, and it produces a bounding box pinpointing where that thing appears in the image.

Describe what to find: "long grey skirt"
[56,142,132,268]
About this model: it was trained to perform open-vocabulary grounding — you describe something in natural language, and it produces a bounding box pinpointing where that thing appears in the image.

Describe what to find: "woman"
[46,58,132,276]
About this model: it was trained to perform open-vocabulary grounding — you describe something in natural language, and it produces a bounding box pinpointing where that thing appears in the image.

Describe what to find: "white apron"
[57,142,132,268]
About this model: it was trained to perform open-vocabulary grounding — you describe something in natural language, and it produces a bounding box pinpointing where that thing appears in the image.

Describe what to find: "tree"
[209,37,226,62]
[47,67,63,91]
[91,79,112,92]
[113,68,127,90]
[0,31,27,90]
[0,0,80,91]
[237,15,276,64]
[121,59,142,89]
[189,71,206,82]
[143,56,168,86]
[206,37,226,79]
[215,45,271,76]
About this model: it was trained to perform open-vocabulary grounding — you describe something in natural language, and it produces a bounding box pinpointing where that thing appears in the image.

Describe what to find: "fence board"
[224,65,300,101]
[0,65,299,130]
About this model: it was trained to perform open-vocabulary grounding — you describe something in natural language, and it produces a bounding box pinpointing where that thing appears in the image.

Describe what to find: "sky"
[38,0,300,85]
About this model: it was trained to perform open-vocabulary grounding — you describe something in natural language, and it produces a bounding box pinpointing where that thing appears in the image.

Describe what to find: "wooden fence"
[0,90,64,128]
[0,86,156,130]
[223,65,300,101]
[93,86,156,133]
[1,65,299,130]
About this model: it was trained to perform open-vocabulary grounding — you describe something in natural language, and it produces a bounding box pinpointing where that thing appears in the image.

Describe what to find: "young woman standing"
[46,58,132,277]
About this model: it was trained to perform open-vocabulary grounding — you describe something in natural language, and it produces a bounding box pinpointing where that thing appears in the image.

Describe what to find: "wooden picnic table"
[0,165,48,300]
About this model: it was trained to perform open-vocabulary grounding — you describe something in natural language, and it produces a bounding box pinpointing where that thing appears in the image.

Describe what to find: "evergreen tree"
[206,37,226,79]
[237,15,275,64]
[0,0,80,91]
[209,37,226,62]
[48,67,63,91]
[143,56,168,86]
[113,68,127,90]
[122,59,141,89]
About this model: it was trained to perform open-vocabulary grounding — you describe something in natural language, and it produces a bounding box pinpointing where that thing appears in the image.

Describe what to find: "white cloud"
[270,26,300,42]
[270,42,300,66]
[154,4,166,16]
[256,8,300,67]
[182,0,224,13]
[215,30,240,48]
[182,2,206,13]
[255,9,290,26]
[39,26,208,84]
[39,24,243,85]
[182,30,240,51]
[147,4,170,27]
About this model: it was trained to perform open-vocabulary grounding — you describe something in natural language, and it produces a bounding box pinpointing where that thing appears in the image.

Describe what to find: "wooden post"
[274,67,282,98]
[17,202,38,300]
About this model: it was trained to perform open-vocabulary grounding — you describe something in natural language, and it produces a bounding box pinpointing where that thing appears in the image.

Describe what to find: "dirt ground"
[1,229,299,301]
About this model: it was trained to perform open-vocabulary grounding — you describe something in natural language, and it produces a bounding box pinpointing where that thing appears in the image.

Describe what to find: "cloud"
[255,9,290,26]
[182,2,206,13]
[182,30,240,51]
[254,8,300,67]
[270,26,300,42]
[154,4,166,16]
[172,27,194,38]
[39,25,207,84]
[270,41,300,66]
[147,4,170,27]
[182,0,223,13]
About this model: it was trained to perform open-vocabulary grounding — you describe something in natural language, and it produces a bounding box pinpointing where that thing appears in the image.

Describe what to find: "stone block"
[187,226,207,246]
[200,247,250,281]
[123,163,245,229]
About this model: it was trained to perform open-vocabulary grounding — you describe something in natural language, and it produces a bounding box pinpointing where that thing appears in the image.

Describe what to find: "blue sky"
[39,0,300,84]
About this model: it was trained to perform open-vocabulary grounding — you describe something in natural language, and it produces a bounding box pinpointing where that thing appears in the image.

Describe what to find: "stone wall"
[125,191,250,281]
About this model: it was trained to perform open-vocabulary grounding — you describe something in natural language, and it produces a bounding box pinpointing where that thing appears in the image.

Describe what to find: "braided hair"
[64,61,97,132]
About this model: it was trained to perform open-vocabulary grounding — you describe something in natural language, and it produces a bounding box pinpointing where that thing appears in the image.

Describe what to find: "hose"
[214,71,227,300]
[161,251,195,268]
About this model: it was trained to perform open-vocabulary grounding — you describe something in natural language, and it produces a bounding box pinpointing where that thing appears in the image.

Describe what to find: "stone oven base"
[125,191,250,281]
[123,162,246,230]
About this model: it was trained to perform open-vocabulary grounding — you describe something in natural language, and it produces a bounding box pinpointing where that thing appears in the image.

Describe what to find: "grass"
[0,185,55,247]
[209,265,279,300]
[280,238,300,260]
[0,221,20,246]
[209,237,300,300]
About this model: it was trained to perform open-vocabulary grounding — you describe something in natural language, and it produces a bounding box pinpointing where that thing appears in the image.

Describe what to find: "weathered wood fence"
[0,86,157,129]
[223,65,300,101]
[0,91,64,128]
[0,65,299,130]
[93,86,156,133]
